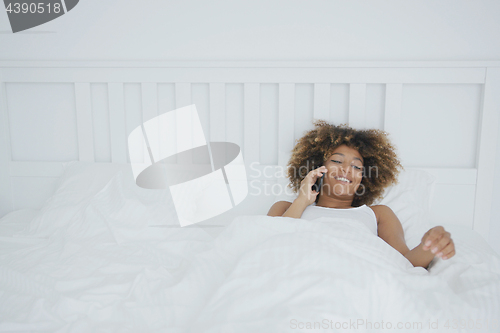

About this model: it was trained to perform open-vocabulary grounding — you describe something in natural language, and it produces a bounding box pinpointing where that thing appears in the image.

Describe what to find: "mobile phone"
[311,169,325,192]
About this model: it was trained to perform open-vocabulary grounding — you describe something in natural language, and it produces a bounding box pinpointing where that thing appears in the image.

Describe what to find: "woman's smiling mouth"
[334,176,352,184]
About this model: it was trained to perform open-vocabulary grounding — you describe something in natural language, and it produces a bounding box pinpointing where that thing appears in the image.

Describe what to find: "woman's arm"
[267,201,292,216]
[267,198,310,218]
[372,205,447,269]
[267,166,327,218]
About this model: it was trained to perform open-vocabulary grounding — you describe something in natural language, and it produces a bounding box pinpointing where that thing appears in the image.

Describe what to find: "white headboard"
[0,61,499,240]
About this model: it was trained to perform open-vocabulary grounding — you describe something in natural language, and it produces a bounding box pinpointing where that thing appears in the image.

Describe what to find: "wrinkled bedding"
[186,217,500,333]
[0,215,499,332]
[0,180,499,332]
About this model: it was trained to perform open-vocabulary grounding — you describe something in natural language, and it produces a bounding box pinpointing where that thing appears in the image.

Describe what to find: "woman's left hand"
[421,226,455,260]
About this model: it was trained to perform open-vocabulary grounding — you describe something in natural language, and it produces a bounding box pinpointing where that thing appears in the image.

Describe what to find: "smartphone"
[311,169,325,192]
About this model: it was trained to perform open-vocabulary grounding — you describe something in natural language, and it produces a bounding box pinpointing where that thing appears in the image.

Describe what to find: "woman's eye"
[331,160,341,164]
[353,166,362,170]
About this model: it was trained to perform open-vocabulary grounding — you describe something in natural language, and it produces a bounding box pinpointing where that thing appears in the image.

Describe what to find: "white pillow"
[272,169,437,249]
[42,161,177,212]
[47,161,130,205]
[30,161,256,233]
[98,166,179,225]
[377,169,436,249]
[24,161,180,238]
[84,167,181,242]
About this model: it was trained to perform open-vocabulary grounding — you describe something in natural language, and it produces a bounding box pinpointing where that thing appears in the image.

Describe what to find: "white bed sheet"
[1,198,499,333]
[0,208,39,236]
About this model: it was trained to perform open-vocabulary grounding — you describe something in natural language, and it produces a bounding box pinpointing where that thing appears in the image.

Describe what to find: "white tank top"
[300,203,378,236]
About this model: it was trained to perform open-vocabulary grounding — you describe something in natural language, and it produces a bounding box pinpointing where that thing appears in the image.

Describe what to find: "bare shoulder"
[367,205,395,225]
[267,201,293,217]
[368,204,393,213]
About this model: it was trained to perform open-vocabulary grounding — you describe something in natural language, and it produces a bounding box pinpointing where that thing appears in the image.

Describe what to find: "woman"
[267,120,455,269]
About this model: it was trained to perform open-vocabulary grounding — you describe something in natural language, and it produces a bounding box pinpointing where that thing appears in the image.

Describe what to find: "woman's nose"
[340,164,351,175]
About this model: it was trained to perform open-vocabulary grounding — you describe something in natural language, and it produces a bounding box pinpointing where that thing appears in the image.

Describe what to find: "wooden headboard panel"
[0,61,499,240]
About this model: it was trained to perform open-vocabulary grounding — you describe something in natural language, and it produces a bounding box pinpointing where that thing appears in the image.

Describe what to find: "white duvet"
[186,217,500,333]
[1,180,500,332]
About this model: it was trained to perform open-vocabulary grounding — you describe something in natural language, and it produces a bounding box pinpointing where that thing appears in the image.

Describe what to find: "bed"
[0,61,499,332]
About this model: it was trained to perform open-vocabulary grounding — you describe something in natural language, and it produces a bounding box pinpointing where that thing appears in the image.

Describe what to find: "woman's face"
[322,144,364,198]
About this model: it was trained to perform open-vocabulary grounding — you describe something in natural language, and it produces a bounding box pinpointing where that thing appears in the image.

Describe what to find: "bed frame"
[0,61,499,241]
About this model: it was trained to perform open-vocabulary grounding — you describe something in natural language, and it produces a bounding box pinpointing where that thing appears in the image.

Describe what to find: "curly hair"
[286,120,404,207]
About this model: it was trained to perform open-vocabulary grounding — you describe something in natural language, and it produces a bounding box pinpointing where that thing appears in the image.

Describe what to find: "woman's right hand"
[297,166,327,206]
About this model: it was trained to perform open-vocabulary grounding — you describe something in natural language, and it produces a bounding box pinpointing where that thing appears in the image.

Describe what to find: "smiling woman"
[285,120,404,207]
[267,120,455,269]
[319,145,365,206]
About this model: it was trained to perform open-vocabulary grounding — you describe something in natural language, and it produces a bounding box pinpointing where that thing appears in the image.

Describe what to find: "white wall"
[2,0,500,61]
[1,0,499,253]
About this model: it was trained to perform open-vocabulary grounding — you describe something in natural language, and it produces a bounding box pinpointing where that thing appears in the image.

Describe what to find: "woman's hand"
[421,226,455,260]
[297,166,327,206]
